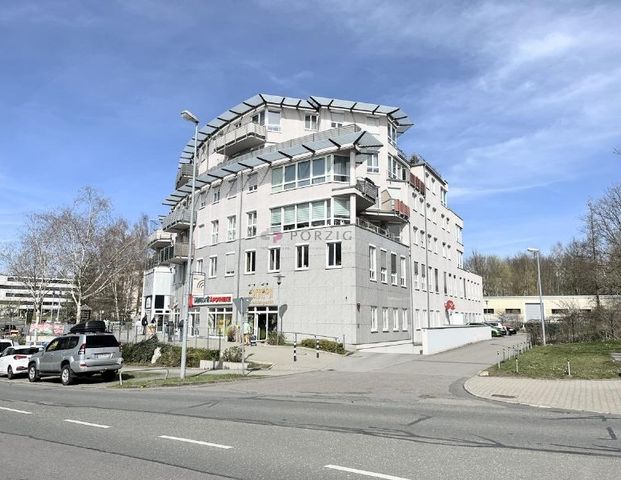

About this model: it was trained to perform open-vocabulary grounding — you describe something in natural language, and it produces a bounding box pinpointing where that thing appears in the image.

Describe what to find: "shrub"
[121,338,219,367]
[222,345,242,362]
[299,338,345,354]
[121,336,160,364]
[267,331,286,345]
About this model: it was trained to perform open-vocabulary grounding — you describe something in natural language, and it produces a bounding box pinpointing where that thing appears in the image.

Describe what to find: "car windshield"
[86,335,119,348]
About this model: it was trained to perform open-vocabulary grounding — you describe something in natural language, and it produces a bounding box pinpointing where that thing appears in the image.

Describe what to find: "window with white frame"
[211,220,219,244]
[268,247,280,272]
[327,241,342,268]
[388,155,406,180]
[402,308,408,331]
[367,153,379,173]
[442,242,446,258]
[369,245,377,281]
[444,271,448,294]
[400,256,406,287]
[304,114,318,130]
[225,252,235,276]
[227,215,236,241]
[227,178,237,198]
[419,230,425,248]
[414,261,419,289]
[247,174,257,193]
[252,110,265,125]
[196,259,203,274]
[197,224,206,245]
[371,306,378,332]
[390,253,398,285]
[333,155,350,183]
[208,255,217,278]
[247,211,257,237]
[413,226,418,245]
[428,234,432,251]
[388,122,397,146]
[456,225,463,243]
[421,263,426,291]
[270,199,331,232]
[267,109,281,132]
[382,307,389,331]
[380,249,387,283]
[212,187,220,203]
[199,191,207,208]
[447,245,452,261]
[434,268,439,293]
[331,112,344,128]
[434,237,438,254]
[393,308,399,331]
[428,266,433,291]
[245,250,256,274]
[295,244,309,270]
[333,197,350,225]
[271,157,331,192]
[457,250,464,268]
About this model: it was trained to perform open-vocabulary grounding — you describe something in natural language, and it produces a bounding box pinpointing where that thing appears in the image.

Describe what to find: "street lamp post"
[274,274,285,344]
[527,247,546,345]
[180,109,200,379]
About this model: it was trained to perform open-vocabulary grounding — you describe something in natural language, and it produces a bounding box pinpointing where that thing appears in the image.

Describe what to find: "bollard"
[503,348,506,361]
[497,351,500,369]
[293,334,297,362]
[315,336,319,359]
[567,360,571,377]
[515,357,519,374]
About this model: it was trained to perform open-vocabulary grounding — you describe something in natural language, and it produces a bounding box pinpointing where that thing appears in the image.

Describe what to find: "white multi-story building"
[0,274,74,321]
[142,94,483,345]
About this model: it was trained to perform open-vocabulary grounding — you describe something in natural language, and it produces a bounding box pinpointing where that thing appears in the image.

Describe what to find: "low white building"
[0,274,75,321]
[142,94,483,347]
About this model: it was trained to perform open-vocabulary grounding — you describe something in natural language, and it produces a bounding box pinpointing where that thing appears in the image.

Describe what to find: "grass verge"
[488,341,621,379]
[112,372,252,388]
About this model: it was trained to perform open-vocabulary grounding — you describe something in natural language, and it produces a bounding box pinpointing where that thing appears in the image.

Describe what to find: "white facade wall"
[142,94,483,346]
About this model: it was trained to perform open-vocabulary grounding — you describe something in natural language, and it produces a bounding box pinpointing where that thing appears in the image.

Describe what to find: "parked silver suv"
[28,333,123,385]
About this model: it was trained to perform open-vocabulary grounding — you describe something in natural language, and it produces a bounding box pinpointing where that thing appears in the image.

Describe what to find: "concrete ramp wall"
[422,325,491,355]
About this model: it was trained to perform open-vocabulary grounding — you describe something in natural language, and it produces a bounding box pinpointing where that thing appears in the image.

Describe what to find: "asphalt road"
[1,335,619,479]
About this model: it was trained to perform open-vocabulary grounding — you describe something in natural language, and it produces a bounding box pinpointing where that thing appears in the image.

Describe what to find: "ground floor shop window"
[247,306,278,342]
[206,307,233,335]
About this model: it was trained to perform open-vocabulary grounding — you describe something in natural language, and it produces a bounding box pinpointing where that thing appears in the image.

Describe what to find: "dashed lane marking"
[158,435,232,449]
[0,406,32,415]
[325,465,412,480]
[64,419,111,429]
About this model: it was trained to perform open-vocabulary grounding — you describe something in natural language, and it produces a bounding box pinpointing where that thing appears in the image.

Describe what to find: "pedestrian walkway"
[465,375,621,415]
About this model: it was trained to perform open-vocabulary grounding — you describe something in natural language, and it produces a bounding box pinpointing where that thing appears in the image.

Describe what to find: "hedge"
[121,337,221,368]
[299,338,345,354]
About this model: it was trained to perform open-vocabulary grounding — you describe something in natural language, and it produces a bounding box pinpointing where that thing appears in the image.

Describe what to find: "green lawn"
[113,372,252,388]
[488,341,621,379]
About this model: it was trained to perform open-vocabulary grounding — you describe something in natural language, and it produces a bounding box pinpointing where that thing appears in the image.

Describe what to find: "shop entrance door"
[256,313,268,342]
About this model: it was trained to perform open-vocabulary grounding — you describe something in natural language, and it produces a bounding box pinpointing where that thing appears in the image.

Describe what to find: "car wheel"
[7,366,14,380]
[101,370,116,382]
[60,365,74,386]
[28,364,40,382]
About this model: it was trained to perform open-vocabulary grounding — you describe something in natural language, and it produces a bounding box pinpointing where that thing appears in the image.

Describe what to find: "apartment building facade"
[0,274,75,321]
[142,94,483,345]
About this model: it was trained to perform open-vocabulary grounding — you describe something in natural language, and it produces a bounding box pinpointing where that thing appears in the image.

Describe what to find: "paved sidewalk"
[465,375,621,415]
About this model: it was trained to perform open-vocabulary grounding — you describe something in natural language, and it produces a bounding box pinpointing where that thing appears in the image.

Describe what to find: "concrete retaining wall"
[422,325,490,355]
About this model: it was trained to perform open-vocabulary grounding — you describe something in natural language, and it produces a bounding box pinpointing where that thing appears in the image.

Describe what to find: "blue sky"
[1,0,619,256]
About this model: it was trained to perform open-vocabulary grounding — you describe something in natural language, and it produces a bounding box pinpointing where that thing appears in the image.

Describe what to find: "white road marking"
[325,465,412,480]
[0,406,32,415]
[158,435,232,449]
[64,419,111,429]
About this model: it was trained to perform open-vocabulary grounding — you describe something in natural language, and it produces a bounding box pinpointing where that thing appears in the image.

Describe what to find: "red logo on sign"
[445,300,455,311]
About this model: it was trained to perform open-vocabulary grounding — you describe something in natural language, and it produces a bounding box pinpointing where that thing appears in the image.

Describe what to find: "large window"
[267,109,281,132]
[227,215,236,241]
[211,220,219,244]
[382,308,389,331]
[413,261,419,290]
[245,250,256,274]
[393,308,399,331]
[252,110,265,125]
[208,255,217,278]
[402,309,408,331]
[305,114,318,130]
[225,253,235,276]
[247,211,257,237]
[390,253,398,285]
[369,245,377,281]
[371,306,378,332]
[268,247,280,272]
[333,198,350,225]
[270,199,334,232]
[380,249,387,283]
[388,155,407,181]
[367,153,379,173]
[388,122,397,146]
[272,155,342,192]
[296,244,309,270]
[327,242,342,268]
[400,256,406,287]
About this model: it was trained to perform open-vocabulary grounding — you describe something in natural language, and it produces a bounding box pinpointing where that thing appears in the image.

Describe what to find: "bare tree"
[0,215,61,340]
[43,187,143,322]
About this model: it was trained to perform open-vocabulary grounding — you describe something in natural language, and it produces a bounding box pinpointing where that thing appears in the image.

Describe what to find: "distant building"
[142,94,483,346]
[483,295,620,322]
[0,274,75,321]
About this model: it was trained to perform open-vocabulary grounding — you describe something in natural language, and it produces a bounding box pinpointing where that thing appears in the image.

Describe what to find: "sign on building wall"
[249,287,273,305]
[192,274,205,297]
[193,294,232,306]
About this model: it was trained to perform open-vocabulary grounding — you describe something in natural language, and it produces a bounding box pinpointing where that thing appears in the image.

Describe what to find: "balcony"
[158,241,189,265]
[332,177,379,211]
[356,217,401,243]
[161,208,195,233]
[213,122,267,156]
[175,163,193,189]
[363,190,410,223]
[147,229,173,249]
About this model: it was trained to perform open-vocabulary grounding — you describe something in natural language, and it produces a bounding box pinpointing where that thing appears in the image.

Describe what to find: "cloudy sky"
[0,0,619,256]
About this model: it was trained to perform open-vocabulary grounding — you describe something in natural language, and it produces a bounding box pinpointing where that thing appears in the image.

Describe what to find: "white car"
[0,346,41,379]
